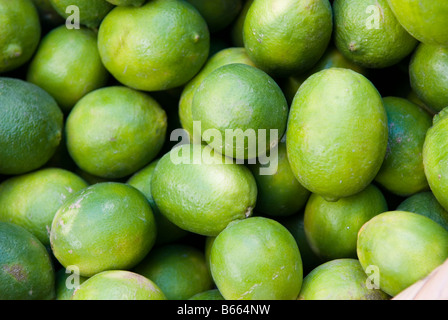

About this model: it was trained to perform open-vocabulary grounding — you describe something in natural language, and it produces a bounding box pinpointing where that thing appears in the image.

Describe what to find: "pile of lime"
[1,0,448,301]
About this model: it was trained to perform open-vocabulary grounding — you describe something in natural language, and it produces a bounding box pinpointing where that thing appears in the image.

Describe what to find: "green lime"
[0,77,63,175]
[192,63,288,159]
[0,222,55,300]
[210,217,303,300]
[151,143,257,236]
[50,182,157,277]
[189,289,225,300]
[243,0,333,76]
[298,259,390,300]
[105,0,145,6]
[54,267,88,300]
[374,97,431,196]
[357,211,448,297]
[409,43,448,113]
[286,68,388,201]
[0,0,41,73]
[0,168,88,247]
[134,244,213,300]
[231,0,253,47]
[179,47,255,140]
[27,26,109,114]
[248,141,310,217]
[97,0,210,91]
[333,0,418,69]
[71,270,167,300]
[304,184,387,261]
[386,0,448,46]
[127,160,189,245]
[66,86,167,179]
[49,0,114,28]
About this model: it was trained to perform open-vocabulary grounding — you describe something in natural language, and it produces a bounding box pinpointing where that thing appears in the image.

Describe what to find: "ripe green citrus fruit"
[231,0,253,47]
[189,289,224,300]
[72,270,167,300]
[0,77,63,175]
[298,259,390,300]
[243,0,333,76]
[151,143,257,236]
[386,0,448,46]
[97,0,210,91]
[357,211,448,296]
[374,97,431,196]
[0,0,41,73]
[54,267,88,300]
[286,68,388,201]
[192,63,288,159]
[134,244,213,300]
[333,0,418,69]
[0,222,55,300]
[409,43,448,113]
[27,26,109,114]
[304,184,387,261]
[49,0,114,28]
[50,182,157,277]
[105,0,145,6]
[210,217,303,300]
[0,168,88,247]
[66,86,167,179]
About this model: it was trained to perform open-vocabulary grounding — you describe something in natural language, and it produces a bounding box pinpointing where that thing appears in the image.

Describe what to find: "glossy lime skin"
[286,68,388,201]
[243,0,333,77]
[397,192,448,230]
[333,0,418,69]
[298,259,390,300]
[374,97,431,196]
[248,141,310,217]
[186,0,243,32]
[0,168,88,247]
[0,0,41,73]
[66,86,167,179]
[304,184,387,261]
[151,143,257,236]
[54,268,88,300]
[72,270,167,300]
[0,77,63,175]
[27,26,109,114]
[0,222,55,300]
[189,289,225,300]
[134,244,213,300]
[192,63,288,160]
[357,211,448,297]
[127,160,188,245]
[98,0,210,91]
[49,0,114,28]
[106,0,145,6]
[50,182,157,277]
[179,47,255,139]
[409,43,448,113]
[210,217,303,300]
[386,0,448,46]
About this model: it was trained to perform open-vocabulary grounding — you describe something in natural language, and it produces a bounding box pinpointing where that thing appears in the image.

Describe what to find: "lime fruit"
[66,86,167,179]
[134,244,213,300]
[304,184,387,261]
[105,0,145,6]
[0,168,88,247]
[54,268,88,300]
[333,0,418,69]
[298,259,390,300]
[386,0,448,46]
[286,68,388,201]
[189,289,224,300]
[27,26,109,114]
[49,0,114,28]
[71,270,167,300]
[0,0,41,73]
[243,0,333,76]
[179,47,255,140]
[374,97,431,196]
[409,43,448,113]
[97,0,210,91]
[231,0,253,47]
[0,222,55,300]
[357,211,448,296]
[210,217,303,300]
[192,63,288,159]
[151,143,257,236]
[0,77,63,175]
[50,182,157,277]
